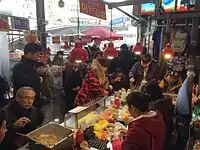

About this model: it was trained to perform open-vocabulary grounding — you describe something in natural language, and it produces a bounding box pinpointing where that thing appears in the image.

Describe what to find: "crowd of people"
[0,42,186,150]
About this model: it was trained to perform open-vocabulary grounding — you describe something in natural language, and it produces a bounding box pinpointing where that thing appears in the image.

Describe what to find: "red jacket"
[74,69,104,106]
[122,111,166,150]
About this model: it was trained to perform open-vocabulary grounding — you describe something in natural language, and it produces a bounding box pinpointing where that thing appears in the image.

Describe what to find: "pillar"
[36,0,46,50]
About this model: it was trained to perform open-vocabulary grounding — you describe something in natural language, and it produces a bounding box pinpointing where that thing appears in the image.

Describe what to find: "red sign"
[79,0,106,20]
[24,30,38,43]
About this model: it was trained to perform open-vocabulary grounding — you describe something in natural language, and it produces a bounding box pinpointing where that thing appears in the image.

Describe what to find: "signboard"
[109,17,127,25]
[79,0,106,20]
[0,15,9,31]
[11,17,30,30]
[140,0,194,15]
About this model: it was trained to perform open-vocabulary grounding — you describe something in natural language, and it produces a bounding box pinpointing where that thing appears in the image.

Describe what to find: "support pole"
[36,0,46,50]
[77,0,80,39]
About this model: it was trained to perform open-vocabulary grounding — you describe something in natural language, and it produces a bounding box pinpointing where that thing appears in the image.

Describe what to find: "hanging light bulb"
[58,0,64,8]
[162,43,174,60]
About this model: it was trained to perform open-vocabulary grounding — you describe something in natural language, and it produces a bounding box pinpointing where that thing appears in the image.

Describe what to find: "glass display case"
[62,96,109,129]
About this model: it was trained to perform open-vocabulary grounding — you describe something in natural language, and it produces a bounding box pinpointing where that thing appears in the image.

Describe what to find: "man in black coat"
[12,43,42,109]
[1,87,38,150]
[64,62,84,112]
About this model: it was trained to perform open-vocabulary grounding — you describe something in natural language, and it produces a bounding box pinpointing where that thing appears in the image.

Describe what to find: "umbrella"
[82,27,123,41]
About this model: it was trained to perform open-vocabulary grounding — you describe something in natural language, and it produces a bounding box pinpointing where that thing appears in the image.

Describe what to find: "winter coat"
[12,57,42,108]
[129,61,160,85]
[40,73,54,102]
[108,51,137,76]
[64,69,83,111]
[1,100,37,150]
[122,111,166,150]
[0,75,9,108]
[74,69,105,106]
[149,96,174,147]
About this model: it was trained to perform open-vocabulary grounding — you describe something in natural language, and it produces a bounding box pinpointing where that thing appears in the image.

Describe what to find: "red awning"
[82,27,123,41]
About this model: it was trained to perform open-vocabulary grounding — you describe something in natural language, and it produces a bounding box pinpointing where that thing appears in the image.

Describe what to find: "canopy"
[82,27,123,41]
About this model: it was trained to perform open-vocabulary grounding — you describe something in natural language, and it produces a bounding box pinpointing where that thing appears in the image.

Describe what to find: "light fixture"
[103,42,118,59]
[75,60,82,63]
[162,43,174,60]
[58,0,64,8]
[133,43,144,55]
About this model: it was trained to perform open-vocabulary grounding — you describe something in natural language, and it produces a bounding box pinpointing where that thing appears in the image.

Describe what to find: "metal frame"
[104,0,155,7]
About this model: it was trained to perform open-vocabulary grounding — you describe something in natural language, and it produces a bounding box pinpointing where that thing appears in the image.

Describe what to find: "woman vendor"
[122,91,166,150]
[159,71,182,94]
[74,57,109,106]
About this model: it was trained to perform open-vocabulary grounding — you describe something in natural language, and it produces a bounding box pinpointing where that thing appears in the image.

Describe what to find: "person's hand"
[13,117,31,128]
[114,77,121,82]
[109,85,113,91]
[73,86,80,91]
[119,128,128,134]
[129,77,135,83]
[103,90,109,96]
[39,77,43,83]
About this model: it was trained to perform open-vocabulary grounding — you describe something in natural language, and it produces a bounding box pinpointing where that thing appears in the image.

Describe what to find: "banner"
[0,15,9,32]
[79,0,106,20]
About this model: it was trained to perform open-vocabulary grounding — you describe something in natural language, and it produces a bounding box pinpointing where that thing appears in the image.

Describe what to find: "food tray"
[27,122,73,150]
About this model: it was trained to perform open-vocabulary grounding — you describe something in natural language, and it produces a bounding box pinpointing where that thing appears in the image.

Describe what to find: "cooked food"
[33,134,60,147]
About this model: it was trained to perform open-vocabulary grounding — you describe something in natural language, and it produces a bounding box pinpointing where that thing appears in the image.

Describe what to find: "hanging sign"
[79,0,106,20]
[24,30,38,43]
[11,17,30,30]
[52,36,61,44]
[0,15,9,32]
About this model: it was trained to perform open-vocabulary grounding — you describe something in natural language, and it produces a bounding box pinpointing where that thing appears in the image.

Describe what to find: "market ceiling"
[104,0,155,7]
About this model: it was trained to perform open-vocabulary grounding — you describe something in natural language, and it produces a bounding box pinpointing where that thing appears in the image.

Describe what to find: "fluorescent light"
[164,54,171,59]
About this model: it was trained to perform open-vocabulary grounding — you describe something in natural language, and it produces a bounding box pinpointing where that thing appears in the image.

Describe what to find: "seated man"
[0,109,6,143]
[109,68,129,91]
[2,87,38,149]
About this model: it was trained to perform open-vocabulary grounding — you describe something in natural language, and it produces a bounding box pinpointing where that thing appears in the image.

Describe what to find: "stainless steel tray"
[26,122,73,150]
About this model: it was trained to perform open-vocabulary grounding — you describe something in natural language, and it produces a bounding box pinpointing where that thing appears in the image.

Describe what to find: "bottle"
[75,128,83,150]
[114,97,120,109]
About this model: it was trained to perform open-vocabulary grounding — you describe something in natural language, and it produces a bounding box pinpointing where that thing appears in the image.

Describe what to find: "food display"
[32,134,61,148]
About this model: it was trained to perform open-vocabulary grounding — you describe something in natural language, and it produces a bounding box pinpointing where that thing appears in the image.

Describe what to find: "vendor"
[74,57,108,106]
[159,71,182,94]
[122,91,166,150]
[109,68,129,91]
[2,87,38,149]
[129,54,159,88]
[0,109,6,143]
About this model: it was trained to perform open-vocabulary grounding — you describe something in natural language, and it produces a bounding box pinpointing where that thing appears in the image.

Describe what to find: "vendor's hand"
[13,117,31,128]
[129,77,135,83]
